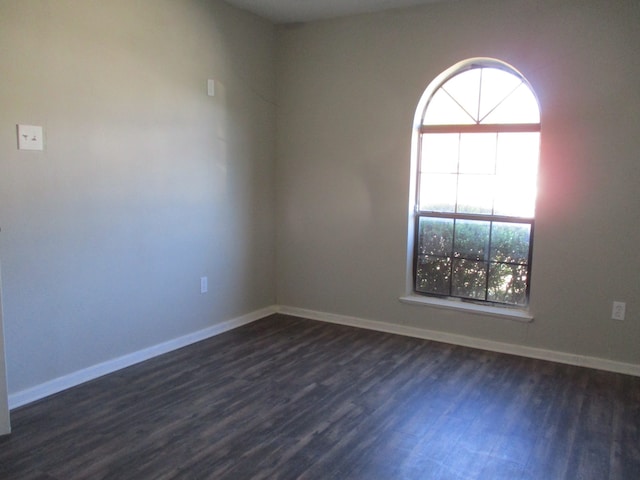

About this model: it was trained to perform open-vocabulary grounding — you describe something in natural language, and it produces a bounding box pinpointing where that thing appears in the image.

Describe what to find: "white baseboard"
[11,303,639,410]
[9,306,278,410]
[277,305,640,377]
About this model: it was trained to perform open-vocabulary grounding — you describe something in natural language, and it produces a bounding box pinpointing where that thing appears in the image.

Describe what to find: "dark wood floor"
[1,314,639,479]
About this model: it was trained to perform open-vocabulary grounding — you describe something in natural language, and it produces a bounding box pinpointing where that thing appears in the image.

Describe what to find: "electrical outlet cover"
[612,301,626,321]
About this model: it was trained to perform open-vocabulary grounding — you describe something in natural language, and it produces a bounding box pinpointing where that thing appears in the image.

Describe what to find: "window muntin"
[422,66,540,126]
[414,61,540,307]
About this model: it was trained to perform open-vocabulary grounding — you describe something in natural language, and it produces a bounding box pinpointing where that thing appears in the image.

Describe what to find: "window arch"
[409,58,540,307]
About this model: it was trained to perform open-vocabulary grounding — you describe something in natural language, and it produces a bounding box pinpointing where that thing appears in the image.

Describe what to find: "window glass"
[478,68,523,121]
[458,133,496,174]
[441,69,481,121]
[413,60,540,307]
[456,175,495,214]
[482,83,540,124]
[419,174,457,212]
[420,134,459,173]
[423,89,475,125]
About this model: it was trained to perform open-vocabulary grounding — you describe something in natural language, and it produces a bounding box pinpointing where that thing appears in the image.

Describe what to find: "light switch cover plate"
[17,124,44,151]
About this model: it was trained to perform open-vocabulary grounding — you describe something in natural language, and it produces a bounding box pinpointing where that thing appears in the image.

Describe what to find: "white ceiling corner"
[224,0,454,24]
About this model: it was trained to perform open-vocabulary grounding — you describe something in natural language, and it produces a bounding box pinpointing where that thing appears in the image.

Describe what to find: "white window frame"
[402,58,540,322]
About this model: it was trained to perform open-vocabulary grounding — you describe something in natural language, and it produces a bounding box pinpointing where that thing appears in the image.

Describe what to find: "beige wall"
[0,0,276,394]
[0,267,9,434]
[276,0,640,364]
[1,0,639,409]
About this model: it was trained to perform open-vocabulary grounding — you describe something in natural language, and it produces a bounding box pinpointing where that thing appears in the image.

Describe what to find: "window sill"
[399,295,534,323]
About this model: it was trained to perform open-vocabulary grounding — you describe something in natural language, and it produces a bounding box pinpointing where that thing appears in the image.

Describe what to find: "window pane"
[456,174,494,214]
[487,263,528,305]
[423,88,475,125]
[493,180,536,217]
[441,69,481,122]
[482,83,540,124]
[421,133,459,173]
[459,133,496,174]
[416,255,451,295]
[490,223,531,264]
[454,219,490,261]
[494,132,539,217]
[478,68,523,122]
[419,173,457,212]
[452,259,487,300]
[496,133,539,177]
[418,217,454,256]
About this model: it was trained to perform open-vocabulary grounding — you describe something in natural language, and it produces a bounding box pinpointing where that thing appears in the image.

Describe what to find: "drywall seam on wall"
[277,305,640,377]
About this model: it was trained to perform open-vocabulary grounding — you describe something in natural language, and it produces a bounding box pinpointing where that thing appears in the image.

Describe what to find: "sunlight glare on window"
[482,84,540,124]
[420,134,459,173]
[459,133,496,174]
[419,174,457,212]
[423,89,475,125]
[456,175,495,214]
[441,69,482,121]
[494,132,539,217]
[478,68,523,122]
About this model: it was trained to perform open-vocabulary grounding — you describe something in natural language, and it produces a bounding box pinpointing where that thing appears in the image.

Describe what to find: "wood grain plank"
[0,314,638,480]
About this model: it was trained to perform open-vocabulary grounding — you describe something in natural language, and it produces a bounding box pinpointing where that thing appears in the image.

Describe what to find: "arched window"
[411,58,540,307]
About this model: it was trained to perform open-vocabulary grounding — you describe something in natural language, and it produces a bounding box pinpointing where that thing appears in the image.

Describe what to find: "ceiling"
[223,0,453,24]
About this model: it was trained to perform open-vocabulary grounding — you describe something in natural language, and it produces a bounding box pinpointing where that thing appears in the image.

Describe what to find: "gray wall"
[276,0,640,364]
[0,269,9,433]
[1,0,639,409]
[0,0,276,395]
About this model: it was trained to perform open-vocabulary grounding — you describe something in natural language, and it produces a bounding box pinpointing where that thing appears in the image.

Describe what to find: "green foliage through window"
[416,218,531,305]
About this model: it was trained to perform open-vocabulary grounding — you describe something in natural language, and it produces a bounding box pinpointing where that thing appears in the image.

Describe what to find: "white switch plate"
[207,79,215,97]
[200,276,208,294]
[17,124,44,151]
[612,301,626,321]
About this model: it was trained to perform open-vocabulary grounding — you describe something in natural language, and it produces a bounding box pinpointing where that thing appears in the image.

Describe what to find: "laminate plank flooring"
[1,314,638,479]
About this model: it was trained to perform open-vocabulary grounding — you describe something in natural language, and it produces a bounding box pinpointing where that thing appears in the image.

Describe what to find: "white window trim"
[399,294,534,322]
